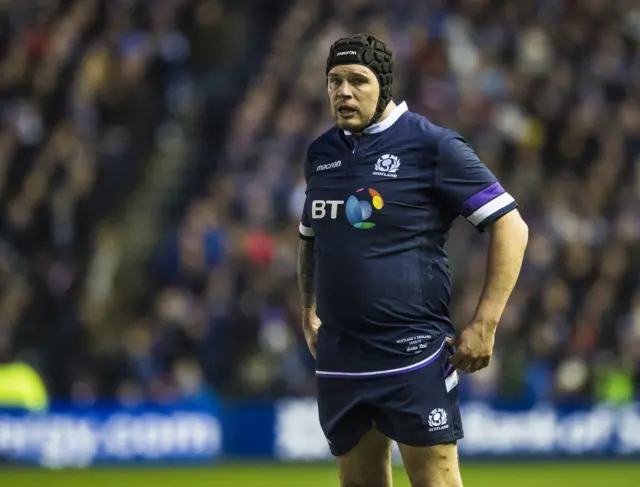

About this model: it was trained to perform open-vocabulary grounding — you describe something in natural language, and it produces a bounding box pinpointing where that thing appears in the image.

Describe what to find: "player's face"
[328,65,379,132]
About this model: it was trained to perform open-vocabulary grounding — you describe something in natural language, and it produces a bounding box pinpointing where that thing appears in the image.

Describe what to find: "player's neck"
[352,101,397,137]
[377,101,397,124]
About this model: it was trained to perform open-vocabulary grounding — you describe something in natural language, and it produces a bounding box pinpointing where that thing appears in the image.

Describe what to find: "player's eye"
[353,78,367,86]
[329,78,340,88]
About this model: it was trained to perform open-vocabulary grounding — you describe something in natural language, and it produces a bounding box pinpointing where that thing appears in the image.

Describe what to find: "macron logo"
[337,50,357,56]
[317,160,341,171]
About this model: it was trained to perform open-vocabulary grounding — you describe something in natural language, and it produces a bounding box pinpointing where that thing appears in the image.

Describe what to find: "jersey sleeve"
[299,197,315,240]
[434,135,517,232]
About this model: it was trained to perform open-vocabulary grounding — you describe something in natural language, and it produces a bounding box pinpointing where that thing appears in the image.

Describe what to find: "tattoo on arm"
[297,239,315,309]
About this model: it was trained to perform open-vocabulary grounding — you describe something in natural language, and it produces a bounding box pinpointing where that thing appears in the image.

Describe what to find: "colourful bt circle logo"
[346,188,384,229]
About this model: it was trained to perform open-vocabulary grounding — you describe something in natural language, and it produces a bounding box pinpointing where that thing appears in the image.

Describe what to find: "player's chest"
[306,146,431,230]
[307,146,425,196]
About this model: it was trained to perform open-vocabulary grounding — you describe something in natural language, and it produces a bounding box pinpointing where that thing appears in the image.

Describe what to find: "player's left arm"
[435,135,529,373]
[476,209,528,330]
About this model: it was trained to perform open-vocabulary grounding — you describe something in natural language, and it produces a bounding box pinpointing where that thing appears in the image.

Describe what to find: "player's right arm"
[298,197,320,359]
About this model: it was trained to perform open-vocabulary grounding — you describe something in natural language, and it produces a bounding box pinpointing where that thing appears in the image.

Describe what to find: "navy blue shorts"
[316,342,463,457]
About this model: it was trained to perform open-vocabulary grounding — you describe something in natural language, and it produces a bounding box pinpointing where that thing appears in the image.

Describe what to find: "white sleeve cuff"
[299,222,315,238]
[466,193,515,227]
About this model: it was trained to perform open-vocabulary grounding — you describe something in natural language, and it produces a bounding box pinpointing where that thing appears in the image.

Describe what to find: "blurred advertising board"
[0,404,222,467]
[2,400,640,466]
[275,399,640,460]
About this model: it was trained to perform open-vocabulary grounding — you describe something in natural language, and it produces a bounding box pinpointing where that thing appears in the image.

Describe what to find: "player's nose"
[336,82,353,98]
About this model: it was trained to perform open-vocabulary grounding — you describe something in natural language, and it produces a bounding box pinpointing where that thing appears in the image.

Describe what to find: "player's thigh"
[337,427,393,487]
[317,377,376,457]
[398,441,463,487]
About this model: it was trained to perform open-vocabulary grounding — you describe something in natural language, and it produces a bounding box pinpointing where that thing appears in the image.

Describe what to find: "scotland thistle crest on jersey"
[373,154,401,178]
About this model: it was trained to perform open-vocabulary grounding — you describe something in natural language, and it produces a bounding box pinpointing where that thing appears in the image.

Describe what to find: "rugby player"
[297,34,528,487]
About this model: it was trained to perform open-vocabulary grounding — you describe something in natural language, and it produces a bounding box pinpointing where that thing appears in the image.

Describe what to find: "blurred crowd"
[0,0,150,401]
[3,0,640,406]
[0,0,279,405]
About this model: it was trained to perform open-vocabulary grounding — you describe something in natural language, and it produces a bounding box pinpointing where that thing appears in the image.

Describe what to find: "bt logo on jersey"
[311,200,344,219]
[311,188,384,229]
[346,188,384,229]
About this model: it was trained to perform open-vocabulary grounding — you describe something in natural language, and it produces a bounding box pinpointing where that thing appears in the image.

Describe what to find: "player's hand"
[445,320,496,374]
[301,308,321,359]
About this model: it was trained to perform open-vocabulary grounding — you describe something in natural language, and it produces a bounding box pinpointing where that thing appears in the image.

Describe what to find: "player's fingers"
[465,358,485,374]
[305,334,317,359]
[313,317,323,331]
[450,352,473,371]
[469,355,493,374]
[479,356,491,370]
[445,336,455,346]
[448,350,463,368]
[463,359,478,374]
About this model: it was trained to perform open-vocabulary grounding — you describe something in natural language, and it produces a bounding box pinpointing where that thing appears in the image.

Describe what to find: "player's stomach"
[314,249,451,340]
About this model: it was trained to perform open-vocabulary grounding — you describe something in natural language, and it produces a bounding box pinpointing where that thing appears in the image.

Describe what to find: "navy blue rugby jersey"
[299,102,518,378]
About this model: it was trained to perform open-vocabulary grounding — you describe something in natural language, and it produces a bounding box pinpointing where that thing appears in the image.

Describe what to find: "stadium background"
[0,0,639,485]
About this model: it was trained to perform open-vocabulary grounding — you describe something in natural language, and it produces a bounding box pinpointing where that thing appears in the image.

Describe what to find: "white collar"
[343,101,408,136]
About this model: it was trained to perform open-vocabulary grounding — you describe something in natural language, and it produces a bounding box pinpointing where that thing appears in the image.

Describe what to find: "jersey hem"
[315,338,446,378]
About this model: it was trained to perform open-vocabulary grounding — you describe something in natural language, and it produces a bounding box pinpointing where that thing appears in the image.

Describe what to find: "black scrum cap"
[326,33,394,127]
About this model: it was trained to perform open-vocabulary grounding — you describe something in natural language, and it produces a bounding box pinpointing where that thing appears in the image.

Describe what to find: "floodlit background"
[0,0,639,485]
